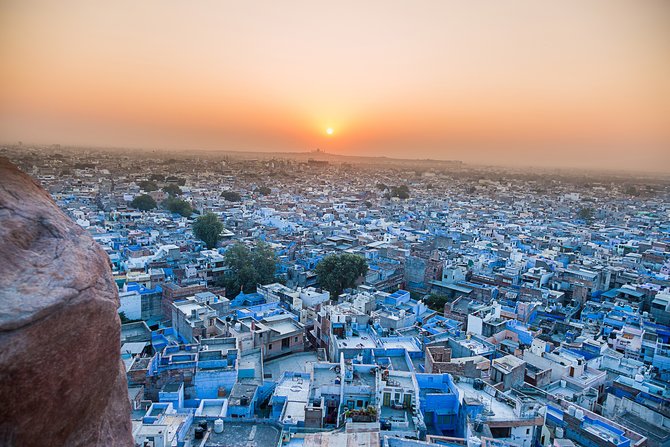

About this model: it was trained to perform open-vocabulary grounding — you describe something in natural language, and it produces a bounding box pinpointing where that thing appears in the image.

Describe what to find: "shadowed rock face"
[0,158,133,447]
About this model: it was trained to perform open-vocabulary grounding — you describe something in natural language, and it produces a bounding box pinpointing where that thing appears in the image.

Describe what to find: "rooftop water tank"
[555,427,564,438]
[568,406,576,417]
[214,419,224,434]
[575,409,584,421]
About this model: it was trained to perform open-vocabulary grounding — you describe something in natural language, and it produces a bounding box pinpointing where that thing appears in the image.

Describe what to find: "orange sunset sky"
[1,0,669,171]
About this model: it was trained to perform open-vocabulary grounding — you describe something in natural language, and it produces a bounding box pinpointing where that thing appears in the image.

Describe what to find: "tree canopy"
[192,212,223,248]
[221,191,242,202]
[130,194,157,211]
[219,241,277,295]
[315,253,368,299]
[163,196,192,217]
[386,185,410,199]
[257,186,272,196]
[624,185,639,196]
[139,180,159,192]
[163,184,182,196]
[423,294,454,312]
[577,206,595,224]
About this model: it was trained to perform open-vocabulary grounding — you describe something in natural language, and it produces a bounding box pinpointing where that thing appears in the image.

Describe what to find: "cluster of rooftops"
[7,146,670,447]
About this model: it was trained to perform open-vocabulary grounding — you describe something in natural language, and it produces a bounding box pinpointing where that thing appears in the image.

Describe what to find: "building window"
[294,336,298,342]
[268,344,272,350]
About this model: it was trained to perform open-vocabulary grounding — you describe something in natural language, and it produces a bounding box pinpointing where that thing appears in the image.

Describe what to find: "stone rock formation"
[0,158,133,446]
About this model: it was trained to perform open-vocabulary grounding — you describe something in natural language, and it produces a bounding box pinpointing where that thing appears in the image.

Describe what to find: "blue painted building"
[416,373,461,436]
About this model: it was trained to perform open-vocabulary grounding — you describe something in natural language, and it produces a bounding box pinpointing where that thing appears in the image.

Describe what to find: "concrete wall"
[119,291,142,320]
[194,369,237,399]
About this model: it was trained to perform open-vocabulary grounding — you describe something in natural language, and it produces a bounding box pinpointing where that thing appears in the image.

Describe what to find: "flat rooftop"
[199,400,226,417]
[493,355,525,372]
[453,380,518,421]
[228,383,258,406]
[162,382,182,393]
[264,351,318,380]
[265,318,302,335]
[455,339,492,355]
[121,322,151,340]
[380,406,416,431]
[174,301,204,314]
[275,374,311,424]
[312,364,340,388]
[377,355,410,372]
[187,420,282,446]
[379,338,421,353]
[337,334,377,350]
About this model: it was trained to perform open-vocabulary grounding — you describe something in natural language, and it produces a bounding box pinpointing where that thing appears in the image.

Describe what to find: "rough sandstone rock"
[0,158,133,446]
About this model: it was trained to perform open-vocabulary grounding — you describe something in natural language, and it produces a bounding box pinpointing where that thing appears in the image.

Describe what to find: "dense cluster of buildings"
[5,145,670,447]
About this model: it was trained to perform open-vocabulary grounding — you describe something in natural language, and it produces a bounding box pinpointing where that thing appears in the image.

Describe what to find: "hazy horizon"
[2,0,669,172]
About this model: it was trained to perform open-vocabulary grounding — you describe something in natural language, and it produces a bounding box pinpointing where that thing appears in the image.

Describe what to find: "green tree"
[577,206,595,224]
[221,191,242,202]
[624,185,639,196]
[193,212,224,248]
[163,196,193,217]
[163,184,182,196]
[220,241,277,294]
[257,186,272,196]
[130,194,157,211]
[252,241,278,285]
[315,253,368,299]
[389,185,410,199]
[139,180,159,192]
[424,294,453,312]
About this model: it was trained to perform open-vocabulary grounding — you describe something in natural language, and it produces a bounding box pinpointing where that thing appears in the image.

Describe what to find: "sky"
[1,0,669,171]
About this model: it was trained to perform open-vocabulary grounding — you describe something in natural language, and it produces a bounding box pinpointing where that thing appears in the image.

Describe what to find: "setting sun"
[326,128,334,136]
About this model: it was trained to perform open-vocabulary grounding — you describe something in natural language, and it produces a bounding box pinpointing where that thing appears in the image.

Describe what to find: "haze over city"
[2,0,669,172]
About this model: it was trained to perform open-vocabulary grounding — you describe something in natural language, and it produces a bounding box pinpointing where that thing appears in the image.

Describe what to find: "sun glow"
[326,127,334,135]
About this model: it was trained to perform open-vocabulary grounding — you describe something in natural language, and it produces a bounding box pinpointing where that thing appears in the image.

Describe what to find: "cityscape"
[1,143,669,447]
